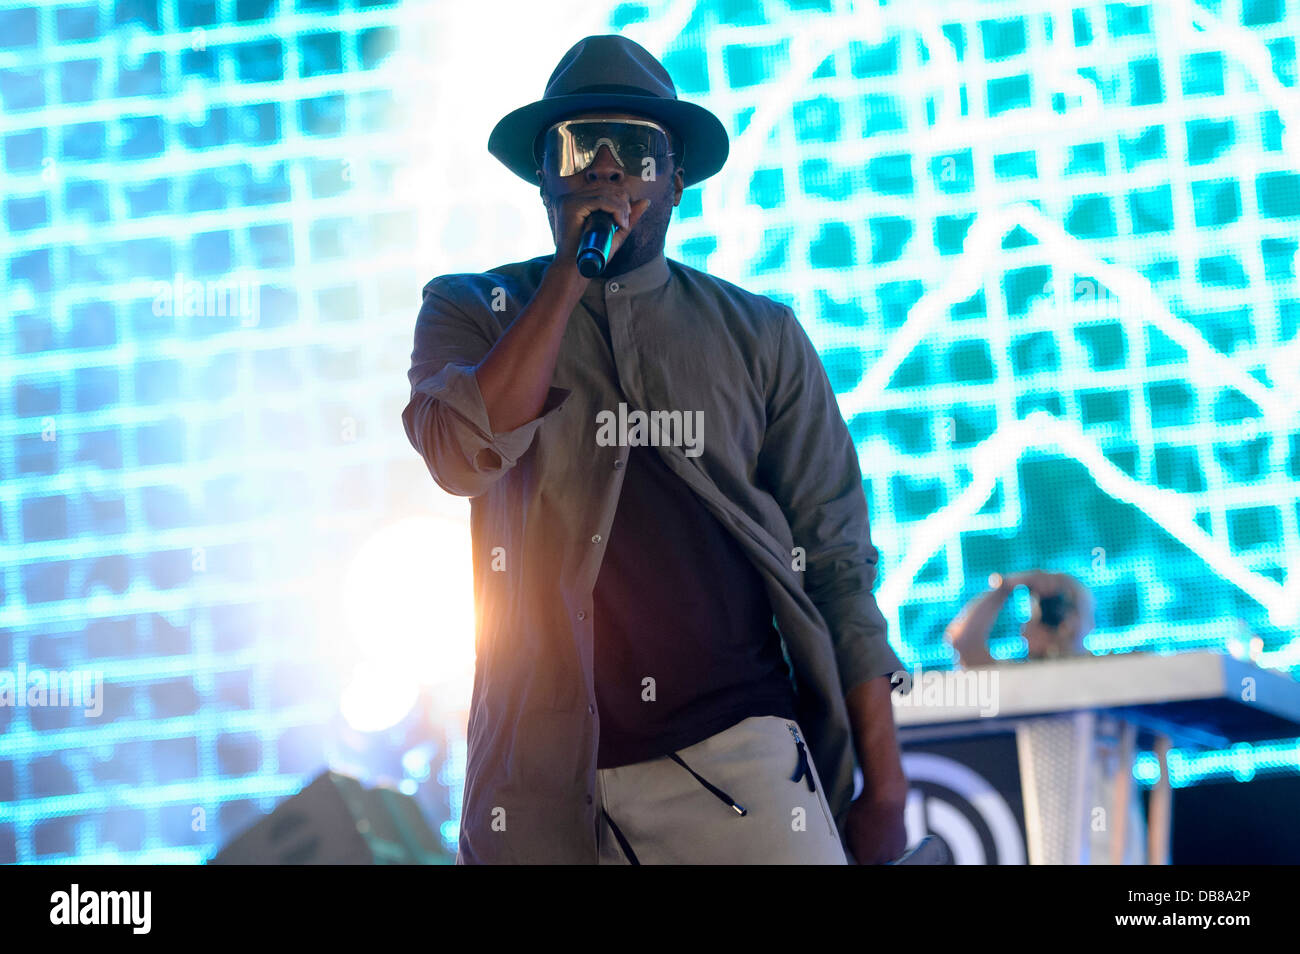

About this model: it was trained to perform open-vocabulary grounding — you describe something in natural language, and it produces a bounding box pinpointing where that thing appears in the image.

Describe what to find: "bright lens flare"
[339,513,476,730]
[340,660,422,734]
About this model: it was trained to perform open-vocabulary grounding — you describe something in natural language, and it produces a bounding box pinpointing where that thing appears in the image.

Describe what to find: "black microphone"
[576,211,619,278]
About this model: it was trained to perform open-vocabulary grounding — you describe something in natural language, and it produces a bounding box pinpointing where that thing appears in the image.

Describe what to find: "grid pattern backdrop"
[1,0,1298,863]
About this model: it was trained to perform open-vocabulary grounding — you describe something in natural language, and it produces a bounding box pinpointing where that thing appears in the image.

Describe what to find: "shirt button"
[588,704,596,714]
[577,611,586,621]
[608,281,620,293]
[613,459,623,469]
[591,534,602,544]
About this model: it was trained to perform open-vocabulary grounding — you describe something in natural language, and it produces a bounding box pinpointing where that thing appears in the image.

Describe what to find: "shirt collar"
[580,251,670,305]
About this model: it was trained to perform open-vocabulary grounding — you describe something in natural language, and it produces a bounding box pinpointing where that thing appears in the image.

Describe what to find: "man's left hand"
[843,676,910,863]
[845,795,907,864]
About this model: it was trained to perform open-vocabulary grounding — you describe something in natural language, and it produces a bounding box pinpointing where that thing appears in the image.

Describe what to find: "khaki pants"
[595,715,849,864]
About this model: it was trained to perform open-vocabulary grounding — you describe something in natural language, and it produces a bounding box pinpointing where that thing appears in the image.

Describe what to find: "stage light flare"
[339,512,477,731]
[340,659,422,734]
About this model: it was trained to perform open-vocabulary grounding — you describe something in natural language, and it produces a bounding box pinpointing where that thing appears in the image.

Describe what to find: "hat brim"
[488,93,729,189]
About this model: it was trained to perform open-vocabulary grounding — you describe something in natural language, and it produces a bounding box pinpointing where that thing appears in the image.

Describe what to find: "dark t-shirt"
[593,442,799,768]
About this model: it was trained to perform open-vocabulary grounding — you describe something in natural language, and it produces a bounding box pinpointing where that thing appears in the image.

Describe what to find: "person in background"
[944,570,1144,864]
[946,570,1095,668]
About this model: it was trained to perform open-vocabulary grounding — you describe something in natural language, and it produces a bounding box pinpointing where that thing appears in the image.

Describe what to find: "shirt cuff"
[837,632,905,697]
[412,361,572,473]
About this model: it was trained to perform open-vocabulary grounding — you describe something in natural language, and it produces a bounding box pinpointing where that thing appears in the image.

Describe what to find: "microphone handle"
[576,211,618,278]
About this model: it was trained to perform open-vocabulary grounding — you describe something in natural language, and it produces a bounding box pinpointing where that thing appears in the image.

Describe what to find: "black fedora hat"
[488,35,729,188]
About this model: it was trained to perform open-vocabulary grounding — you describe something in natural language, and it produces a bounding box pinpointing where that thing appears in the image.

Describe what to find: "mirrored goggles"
[538,118,675,178]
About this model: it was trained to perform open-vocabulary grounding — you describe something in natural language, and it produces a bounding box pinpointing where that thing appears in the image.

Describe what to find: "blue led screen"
[2,0,1298,862]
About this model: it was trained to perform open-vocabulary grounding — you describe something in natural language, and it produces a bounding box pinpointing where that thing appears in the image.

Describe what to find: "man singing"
[402,34,908,864]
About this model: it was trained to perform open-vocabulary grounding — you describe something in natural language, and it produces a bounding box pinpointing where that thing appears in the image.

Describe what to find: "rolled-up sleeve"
[757,306,904,694]
[401,278,571,498]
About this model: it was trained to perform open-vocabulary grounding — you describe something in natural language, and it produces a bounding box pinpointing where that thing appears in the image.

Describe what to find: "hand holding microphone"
[549,185,652,280]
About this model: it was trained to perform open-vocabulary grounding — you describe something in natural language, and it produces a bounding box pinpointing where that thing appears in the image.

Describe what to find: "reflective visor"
[538,119,673,177]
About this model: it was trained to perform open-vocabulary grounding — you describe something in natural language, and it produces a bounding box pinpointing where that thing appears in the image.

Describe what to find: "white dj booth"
[891,652,1300,864]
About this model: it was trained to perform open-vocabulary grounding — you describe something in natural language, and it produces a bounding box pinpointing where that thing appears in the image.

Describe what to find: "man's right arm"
[400,263,588,498]
[402,256,600,497]
[472,263,588,433]
[403,181,650,496]
[475,178,651,433]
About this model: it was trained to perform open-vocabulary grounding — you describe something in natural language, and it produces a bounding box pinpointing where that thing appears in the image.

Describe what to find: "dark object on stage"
[888,835,953,865]
[577,211,618,277]
[209,770,443,864]
[1037,591,1073,627]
